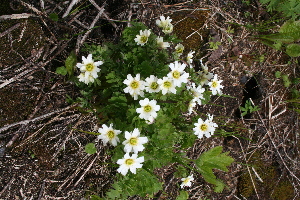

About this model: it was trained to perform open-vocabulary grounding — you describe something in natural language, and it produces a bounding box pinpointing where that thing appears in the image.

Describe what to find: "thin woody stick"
[62,0,81,18]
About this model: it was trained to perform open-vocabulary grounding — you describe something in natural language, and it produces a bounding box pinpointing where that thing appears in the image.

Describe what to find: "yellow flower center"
[144,105,152,112]
[107,130,115,139]
[211,81,218,88]
[150,82,158,90]
[183,178,190,184]
[125,158,134,166]
[200,124,208,131]
[140,36,148,43]
[176,48,183,54]
[86,63,94,71]
[129,137,138,146]
[164,25,172,31]
[172,71,181,79]
[130,80,139,89]
[163,81,171,88]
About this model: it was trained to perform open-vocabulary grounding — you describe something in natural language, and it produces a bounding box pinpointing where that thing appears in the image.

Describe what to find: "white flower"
[156,36,170,49]
[117,153,144,176]
[175,43,184,56]
[76,54,103,84]
[188,99,197,115]
[187,82,205,105]
[122,128,148,154]
[78,73,95,84]
[167,61,189,87]
[187,51,195,65]
[162,23,173,34]
[207,113,215,123]
[136,98,160,121]
[134,29,151,46]
[198,64,213,85]
[146,117,155,124]
[123,74,145,100]
[208,74,224,95]
[180,174,194,188]
[157,77,177,95]
[97,124,121,146]
[193,117,218,139]
[145,75,160,93]
[156,16,172,29]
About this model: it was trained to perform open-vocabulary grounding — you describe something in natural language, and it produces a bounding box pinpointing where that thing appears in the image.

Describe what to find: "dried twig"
[0,105,77,134]
[0,13,36,20]
[250,98,300,183]
[76,4,105,53]
[0,176,15,196]
[62,0,81,18]
[89,0,117,29]
[0,23,21,38]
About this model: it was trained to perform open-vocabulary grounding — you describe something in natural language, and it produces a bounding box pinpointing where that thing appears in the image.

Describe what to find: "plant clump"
[56,15,234,199]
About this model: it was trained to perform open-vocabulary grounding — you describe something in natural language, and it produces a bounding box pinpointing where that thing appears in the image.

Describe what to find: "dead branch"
[0,104,77,134]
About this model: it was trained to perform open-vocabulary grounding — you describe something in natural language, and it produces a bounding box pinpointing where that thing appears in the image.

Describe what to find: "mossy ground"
[237,151,295,199]
[171,9,210,54]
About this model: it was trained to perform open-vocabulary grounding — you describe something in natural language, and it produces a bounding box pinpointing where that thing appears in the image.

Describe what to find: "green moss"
[171,9,210,54]
[271,180,294,200]
[237,151,294,199]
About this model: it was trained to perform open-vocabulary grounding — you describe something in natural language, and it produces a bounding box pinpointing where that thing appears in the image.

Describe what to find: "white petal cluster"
[208,74,224,95]
[156,16,173,34]
[76,54,103,84]
[188,100,197,115]
[156,36,170,49]
[134,29,151,46]
[175,43,184,56]
[123,74,145,100]
[157,77,177,95]
[97,124,121,146]
[117,153,144,176]
[122,128,148,154]
[180,174,194,188]
[145,75,160,93]
[187,82,205,105]
[198,63,214,86]
[187,51,195,66]
[136,98,160,122]
[167,61,189,87]
[193,116,218,139]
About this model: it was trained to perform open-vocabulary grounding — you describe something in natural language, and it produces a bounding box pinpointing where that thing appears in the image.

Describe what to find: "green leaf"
[282,74,291,87]
[176,190,189,200]
[259,33,294,44]
[275,71,281,78]
[194,146,234,192]
[85,143,97,154]
[108,93,127,108]
[286,43,300,57]
[106,71,121,83]
[49,13,59,21]
[55,66,67,76]
[65,51,77,76]
[279,20,300,41]
[106,169,162,199]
